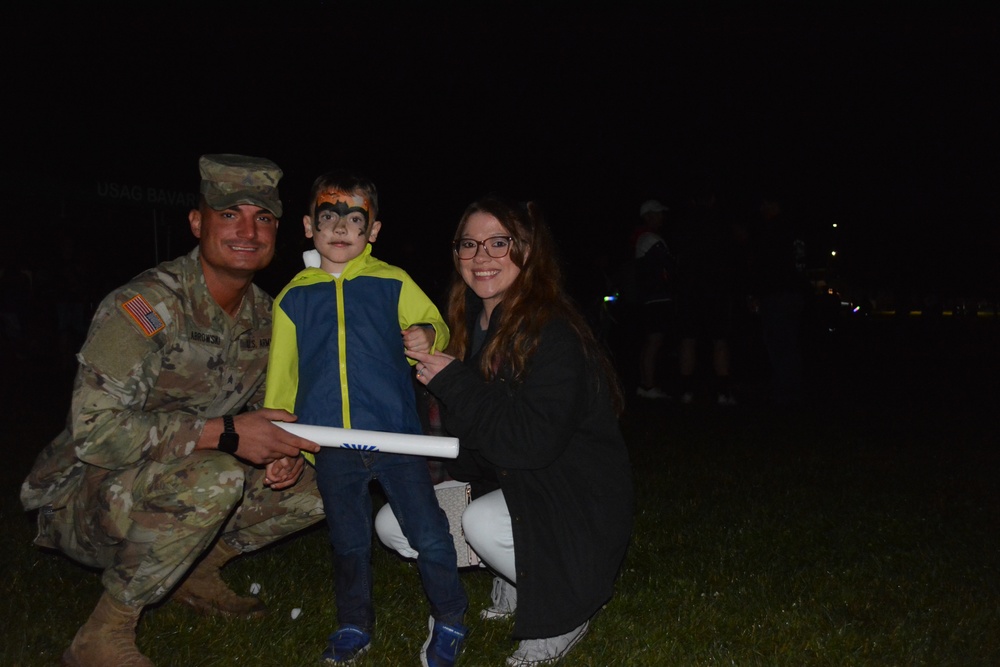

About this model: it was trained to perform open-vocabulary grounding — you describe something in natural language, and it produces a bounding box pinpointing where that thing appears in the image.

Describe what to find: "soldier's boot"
[172,539,268,617]
[61,592,154,667]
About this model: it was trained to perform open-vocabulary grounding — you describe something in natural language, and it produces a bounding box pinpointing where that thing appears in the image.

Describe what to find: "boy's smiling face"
[304,188,381,273]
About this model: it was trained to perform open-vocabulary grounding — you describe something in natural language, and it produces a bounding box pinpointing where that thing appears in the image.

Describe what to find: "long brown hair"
[444,194,624,414]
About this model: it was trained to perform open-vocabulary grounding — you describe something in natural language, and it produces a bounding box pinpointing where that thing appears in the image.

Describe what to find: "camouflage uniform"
[20,247,324,607]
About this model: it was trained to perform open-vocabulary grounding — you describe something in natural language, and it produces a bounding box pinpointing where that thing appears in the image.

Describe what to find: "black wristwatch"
[218,415,239,454]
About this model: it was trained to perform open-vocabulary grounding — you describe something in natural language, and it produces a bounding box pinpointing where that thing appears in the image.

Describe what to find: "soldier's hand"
[232,409,321,466]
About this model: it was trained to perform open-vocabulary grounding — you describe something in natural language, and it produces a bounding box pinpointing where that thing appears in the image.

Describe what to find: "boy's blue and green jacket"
[264,245,449,457]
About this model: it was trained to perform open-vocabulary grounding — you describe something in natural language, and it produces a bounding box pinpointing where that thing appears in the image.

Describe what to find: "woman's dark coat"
[428,296,634,639]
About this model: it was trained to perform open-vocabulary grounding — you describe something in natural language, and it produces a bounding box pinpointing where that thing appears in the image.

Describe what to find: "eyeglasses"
[453,236,514,260]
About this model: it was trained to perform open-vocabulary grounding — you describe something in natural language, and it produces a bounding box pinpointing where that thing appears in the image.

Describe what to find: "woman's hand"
[406,348,457,385]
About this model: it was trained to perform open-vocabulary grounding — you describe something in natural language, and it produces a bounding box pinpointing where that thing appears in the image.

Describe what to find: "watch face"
[219,431,240,454]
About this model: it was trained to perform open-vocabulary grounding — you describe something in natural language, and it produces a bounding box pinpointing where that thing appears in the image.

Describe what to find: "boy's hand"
[264,455,306,490]
[402,325,435,354]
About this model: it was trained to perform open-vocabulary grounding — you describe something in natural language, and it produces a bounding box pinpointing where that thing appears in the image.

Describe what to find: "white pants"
[375,485,517,583]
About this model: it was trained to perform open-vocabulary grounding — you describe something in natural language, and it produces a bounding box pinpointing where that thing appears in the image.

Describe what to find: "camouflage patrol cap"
[199,154,284,217]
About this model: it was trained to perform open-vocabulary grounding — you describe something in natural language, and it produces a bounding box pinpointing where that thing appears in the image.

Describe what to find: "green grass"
[3,318,999,666]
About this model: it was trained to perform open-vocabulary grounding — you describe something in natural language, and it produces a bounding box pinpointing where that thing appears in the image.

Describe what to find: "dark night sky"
[5,2,999,302]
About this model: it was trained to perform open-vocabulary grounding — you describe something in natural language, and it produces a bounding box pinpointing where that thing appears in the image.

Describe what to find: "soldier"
[20,154,325,667]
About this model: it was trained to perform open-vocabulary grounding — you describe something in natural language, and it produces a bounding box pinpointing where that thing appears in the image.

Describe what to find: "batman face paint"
[304,188,381,274]
[314,189,372,235]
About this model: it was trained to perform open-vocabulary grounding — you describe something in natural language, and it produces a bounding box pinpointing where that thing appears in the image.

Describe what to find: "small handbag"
[434,480,481,568]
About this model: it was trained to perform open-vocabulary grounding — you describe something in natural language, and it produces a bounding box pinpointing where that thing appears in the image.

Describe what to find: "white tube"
[272,422,459,459]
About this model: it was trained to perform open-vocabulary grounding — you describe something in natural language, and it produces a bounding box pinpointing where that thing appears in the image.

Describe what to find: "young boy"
[264,171,467,666]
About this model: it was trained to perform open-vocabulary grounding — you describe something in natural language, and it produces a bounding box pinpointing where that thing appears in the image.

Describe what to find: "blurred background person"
[747,187,809,406]
[630,199,676,399]
[672,178,743,405]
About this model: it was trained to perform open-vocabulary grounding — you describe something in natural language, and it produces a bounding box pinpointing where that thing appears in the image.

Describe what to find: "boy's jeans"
[314,448,468,630]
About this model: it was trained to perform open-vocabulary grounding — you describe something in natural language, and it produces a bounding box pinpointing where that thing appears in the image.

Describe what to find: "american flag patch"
[122,294,165,337]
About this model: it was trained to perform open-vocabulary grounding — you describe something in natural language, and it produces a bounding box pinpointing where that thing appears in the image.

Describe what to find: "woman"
[379,195,633,666]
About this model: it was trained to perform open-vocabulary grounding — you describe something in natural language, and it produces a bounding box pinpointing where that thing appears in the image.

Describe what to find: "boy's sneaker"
[506,621,589,666]
[636,386,670,399]
[480,576,517,620]
[420,615,467,667]
[321,625,371,664]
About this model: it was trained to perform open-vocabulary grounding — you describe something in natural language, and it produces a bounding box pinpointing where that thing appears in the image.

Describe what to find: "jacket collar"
[185,247,263,336]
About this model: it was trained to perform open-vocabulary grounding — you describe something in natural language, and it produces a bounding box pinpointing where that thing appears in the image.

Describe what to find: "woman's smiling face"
[456,211,521,319]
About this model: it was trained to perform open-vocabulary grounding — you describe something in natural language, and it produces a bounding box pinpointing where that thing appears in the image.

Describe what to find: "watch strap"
[218,415,239,454]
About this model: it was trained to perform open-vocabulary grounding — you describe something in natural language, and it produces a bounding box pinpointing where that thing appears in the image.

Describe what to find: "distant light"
[603,295,618,302]
[832,223,838,228]
[831,250,837,257]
